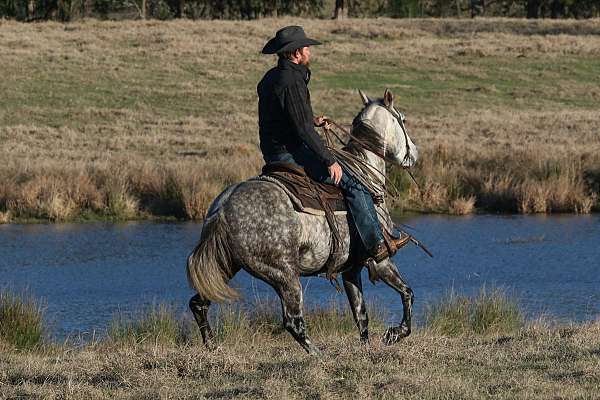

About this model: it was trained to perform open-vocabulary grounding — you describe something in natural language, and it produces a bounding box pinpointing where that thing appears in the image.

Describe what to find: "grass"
[0,289,45,350]
[1,289,599,398]
[108,303,184,345]
[1,17,600,222]
[106,299,387,347]
[424,287,524,336]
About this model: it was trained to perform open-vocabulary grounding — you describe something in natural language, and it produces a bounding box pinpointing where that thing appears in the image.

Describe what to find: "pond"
[1,215,598,339]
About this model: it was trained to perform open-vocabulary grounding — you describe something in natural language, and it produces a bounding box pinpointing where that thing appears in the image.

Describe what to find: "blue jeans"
[264,146,384,252]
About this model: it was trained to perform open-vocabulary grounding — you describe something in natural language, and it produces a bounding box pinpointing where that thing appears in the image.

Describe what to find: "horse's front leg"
[342,266,369,343]
[372,258,414,345]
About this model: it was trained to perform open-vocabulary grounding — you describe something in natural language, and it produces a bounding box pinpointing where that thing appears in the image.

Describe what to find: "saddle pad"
[250,175,347,217]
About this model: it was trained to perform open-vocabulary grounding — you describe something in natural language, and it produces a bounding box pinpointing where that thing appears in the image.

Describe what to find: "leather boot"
[368,232,412,264]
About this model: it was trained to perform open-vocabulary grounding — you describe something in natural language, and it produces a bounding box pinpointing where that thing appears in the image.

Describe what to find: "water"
[1,215,599,339]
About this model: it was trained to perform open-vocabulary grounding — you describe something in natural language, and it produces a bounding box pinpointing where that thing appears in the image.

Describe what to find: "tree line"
[0,0,598,22]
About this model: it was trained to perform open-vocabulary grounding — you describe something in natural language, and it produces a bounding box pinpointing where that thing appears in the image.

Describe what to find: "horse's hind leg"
[373,259,414,345]
[277,277,322,356]
[189,294,215,348]
[342,267,369,343]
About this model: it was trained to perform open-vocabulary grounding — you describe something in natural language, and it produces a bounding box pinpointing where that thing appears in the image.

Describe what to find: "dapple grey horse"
[187,89,419,355]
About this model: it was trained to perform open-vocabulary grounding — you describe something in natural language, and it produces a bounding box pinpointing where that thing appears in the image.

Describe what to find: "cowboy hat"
[262,26,321,54]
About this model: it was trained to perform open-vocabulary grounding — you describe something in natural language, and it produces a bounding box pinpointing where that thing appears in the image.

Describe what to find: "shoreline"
[1,208,598,224]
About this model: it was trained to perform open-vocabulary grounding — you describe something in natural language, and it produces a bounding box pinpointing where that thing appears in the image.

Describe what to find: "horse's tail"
[186,210,239,302]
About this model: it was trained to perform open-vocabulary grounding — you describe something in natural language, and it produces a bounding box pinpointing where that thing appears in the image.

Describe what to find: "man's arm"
[282,83,336,167]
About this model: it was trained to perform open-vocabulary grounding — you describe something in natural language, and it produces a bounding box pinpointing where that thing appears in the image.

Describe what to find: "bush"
[0,289,45,350]
[425,287,524,336]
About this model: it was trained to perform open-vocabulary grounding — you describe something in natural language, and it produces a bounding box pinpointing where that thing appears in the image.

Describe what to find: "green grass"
[108,303,184,345]
[0,289,45,350]
[424,286,524,336]
[318,55,600,113]
[3,44,598,129]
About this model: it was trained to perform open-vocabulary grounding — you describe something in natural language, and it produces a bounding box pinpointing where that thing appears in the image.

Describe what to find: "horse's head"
[354,89,418,168]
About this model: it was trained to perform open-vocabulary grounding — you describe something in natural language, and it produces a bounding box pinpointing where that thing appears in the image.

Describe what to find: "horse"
[187,88,419,355]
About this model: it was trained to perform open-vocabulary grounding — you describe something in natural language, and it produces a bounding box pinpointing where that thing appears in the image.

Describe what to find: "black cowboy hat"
[262,26,321,54]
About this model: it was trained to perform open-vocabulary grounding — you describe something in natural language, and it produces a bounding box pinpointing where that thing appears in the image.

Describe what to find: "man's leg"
[335,172,384,255]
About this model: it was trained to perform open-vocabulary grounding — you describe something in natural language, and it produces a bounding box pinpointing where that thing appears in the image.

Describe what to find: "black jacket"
[257,58,336,167]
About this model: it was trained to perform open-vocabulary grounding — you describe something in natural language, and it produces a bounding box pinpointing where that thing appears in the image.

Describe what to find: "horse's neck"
[365,150,386,184]
[346,140,386,192]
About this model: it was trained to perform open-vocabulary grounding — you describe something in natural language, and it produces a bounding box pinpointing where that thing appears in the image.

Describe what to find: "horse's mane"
[349,102,386,157]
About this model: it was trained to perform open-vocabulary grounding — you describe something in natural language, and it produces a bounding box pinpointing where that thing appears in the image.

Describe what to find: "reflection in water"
[0,215,599,339]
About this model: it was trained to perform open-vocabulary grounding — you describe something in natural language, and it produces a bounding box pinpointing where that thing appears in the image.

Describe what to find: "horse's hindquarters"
[223,180,304,267]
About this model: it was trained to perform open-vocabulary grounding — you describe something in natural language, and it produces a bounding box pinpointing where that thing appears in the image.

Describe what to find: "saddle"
[260,162,346,214]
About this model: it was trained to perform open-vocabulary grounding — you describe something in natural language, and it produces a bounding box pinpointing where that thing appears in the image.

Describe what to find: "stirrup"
[392,233,411,251]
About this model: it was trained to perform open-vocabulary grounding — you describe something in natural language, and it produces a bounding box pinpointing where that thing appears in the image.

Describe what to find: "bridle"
[385,104,414,169]
[383,104,422,192]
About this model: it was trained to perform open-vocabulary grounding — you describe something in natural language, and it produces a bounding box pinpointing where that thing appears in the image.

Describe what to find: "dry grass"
[1,318,599,398]
[449,196,476,215]
[1,17,599,221]
[1,290,598,398]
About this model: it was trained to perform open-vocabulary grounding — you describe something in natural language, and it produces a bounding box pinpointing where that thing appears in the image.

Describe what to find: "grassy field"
[1,18,600,221]
[1,289,599,399]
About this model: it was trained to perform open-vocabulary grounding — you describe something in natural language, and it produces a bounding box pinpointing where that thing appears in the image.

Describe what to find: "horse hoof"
[204,340,218,351]
[382,326,410,345]
[308,345,323,357]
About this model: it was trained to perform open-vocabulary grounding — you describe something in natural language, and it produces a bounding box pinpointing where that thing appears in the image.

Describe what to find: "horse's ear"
[358,89,370,106]
[383,88,394,108]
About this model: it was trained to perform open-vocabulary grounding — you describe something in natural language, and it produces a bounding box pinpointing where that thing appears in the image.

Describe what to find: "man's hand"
[314,115,331,130]
[328,162,343,185]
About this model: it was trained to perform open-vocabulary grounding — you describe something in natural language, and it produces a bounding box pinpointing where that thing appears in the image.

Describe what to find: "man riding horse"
[186,26,421,354]
[258,26,407,266]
